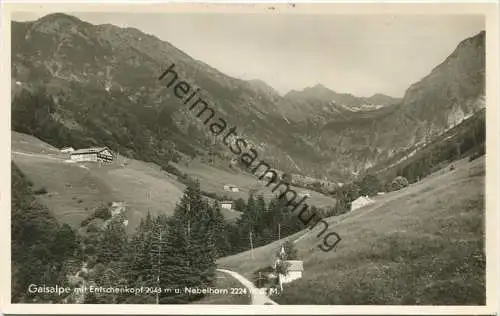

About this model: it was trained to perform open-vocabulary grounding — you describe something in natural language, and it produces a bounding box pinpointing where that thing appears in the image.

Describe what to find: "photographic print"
[2,2,498,315]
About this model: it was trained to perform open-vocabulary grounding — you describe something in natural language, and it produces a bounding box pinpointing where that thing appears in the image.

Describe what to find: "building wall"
[220,203,233,209]
[70,153,98,162]
[280,271,302,284]
[70,151,114,163]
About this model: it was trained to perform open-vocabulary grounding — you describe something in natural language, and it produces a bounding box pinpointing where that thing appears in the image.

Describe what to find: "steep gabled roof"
[71,147,111,155]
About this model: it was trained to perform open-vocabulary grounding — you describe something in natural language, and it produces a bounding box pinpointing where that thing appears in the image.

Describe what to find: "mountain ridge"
[10,13,486,180]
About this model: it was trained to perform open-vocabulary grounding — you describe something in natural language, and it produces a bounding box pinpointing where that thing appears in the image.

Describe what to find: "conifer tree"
[161,180,217,303]
[96,218,128,264]
[210,202,231,257]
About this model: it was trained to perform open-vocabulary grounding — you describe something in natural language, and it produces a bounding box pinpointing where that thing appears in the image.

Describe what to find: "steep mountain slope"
[300,31,485,176]
[11,13,485,180]
[11,13,325,176]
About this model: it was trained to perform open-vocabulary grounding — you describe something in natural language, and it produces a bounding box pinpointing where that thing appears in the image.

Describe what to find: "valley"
[9,11,488,307]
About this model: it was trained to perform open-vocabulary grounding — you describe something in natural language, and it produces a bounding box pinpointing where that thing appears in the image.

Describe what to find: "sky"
[12,12,484,98]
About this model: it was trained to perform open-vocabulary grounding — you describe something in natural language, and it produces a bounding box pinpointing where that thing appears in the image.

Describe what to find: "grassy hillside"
[217,156,485,305]
[12,131,186,231]
[173,159,337,208]
[12,131,336,232]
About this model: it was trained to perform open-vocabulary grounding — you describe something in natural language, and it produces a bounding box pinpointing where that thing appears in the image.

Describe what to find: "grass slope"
[217,157,485,305]
[11,132,186,230]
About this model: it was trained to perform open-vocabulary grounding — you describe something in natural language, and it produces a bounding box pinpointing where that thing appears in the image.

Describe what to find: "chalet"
[219,200,234,210]
[350,195,374,211]
[223,184,240,192]
[70,147,114,163]
[230,186,240,192]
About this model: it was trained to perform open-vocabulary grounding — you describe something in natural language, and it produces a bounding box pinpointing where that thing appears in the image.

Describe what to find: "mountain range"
[11,13,486,180]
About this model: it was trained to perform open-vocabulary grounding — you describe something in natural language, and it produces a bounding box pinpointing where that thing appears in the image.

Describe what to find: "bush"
[279,240,298,260]
[358,174,381,197]
[390,176,409,191]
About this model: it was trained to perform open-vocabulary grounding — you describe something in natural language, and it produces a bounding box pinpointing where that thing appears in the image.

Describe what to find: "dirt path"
[216,269,278,305]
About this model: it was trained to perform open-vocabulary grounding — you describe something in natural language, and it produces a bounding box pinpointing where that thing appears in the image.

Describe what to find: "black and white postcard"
[1,2,499,315]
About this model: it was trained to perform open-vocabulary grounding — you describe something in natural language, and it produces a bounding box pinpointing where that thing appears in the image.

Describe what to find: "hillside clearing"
[11,132,185,230]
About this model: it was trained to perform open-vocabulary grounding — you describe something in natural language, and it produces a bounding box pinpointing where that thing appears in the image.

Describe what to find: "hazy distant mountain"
[11,13,485,179]
[310,30,485,174]
[363,93,401,106]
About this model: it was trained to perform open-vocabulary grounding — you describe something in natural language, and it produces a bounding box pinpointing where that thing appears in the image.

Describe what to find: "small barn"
[350,195,374,211]
[230,186,240,192]
[223,184,240,192]
[219,200,234,210]
[70,147,114,163]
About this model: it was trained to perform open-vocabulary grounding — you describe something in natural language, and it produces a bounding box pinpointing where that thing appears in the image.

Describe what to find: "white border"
[1,2,498,315]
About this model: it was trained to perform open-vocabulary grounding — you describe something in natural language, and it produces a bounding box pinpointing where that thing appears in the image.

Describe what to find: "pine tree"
[161,180,217,303]
[96,218,128,264]
[210,202,231,257]
[281,240,298,260]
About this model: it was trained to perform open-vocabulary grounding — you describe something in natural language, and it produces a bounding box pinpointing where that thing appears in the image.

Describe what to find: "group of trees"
[80,180,222,304]
[11,85,201,168]
[218,194,331,257]
[12,169,224,304]
[11,87,84,149]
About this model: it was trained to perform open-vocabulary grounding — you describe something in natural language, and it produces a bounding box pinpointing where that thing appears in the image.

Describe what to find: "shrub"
[279,240,299,260]
[391,176,409,191]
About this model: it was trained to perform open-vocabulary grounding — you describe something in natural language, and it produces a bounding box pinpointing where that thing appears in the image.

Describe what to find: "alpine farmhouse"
[70,147,115,163]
